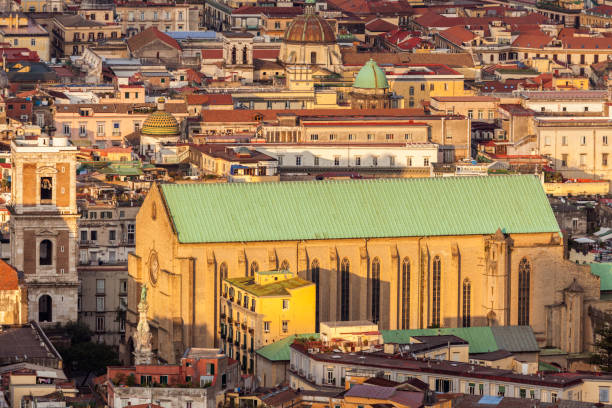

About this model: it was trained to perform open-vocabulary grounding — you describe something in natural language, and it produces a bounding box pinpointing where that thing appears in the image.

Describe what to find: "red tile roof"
[511,33,552,48]
[562,36,612,50]
[440,25,477,45]
[365,18,397,32]
[202,49,223,59]
[0,259,18,290]
[127,27,181,52]
[253,49,280,60]
[586,4,612,16]
[185,94,233,106]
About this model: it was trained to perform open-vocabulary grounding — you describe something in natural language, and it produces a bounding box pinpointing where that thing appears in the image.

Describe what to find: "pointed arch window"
[280,259,289,272]
[462,279,471,327]
[340,258,350,321]
[310,259,320,331]
[250,261,258,277]
[401,258,410,329]
[431,256,441,328]
[371,257,381,323]
[219,262,228,295]
[518,258,530,326]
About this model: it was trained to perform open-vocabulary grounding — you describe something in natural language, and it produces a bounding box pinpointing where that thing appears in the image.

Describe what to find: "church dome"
[141,110,180,136]
[353,59,389,89]
[284,12,335,45]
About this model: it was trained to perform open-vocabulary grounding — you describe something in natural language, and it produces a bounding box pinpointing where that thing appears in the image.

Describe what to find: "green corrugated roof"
[382,327,498,354]
[160,175,560,244]
[490,326,539,352]
[382,326,539,354]
[538,361,561,372]
[256,333,319,361]
[590,263,612,292]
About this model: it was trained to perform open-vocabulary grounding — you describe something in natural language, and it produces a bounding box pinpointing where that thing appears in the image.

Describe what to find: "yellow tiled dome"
[141,111,180,136]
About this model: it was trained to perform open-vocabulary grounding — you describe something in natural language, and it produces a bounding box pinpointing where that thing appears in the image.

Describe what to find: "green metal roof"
[490,326,540,352]
[382,327,498,354]
[538,361,561,372]
[353,58,389,89]
[256,333,319,361]
[159,175,560,244]
[590,263,612,292]
[382,326,539,354]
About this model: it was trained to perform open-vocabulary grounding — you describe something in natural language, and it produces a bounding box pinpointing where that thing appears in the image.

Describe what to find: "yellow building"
[126,176,606,366]
[220,270,315,373]
[0,14,50,61]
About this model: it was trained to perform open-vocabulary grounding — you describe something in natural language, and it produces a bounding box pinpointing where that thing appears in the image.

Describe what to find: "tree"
[590,325,612,372]
[56,322,120,376]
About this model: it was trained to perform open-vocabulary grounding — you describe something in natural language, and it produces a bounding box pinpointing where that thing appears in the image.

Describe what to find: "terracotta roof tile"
[365,18,397,32]
[0,259,18,290]
[511,33,552,48]
[440,25,477,45]
[127,27,181,53]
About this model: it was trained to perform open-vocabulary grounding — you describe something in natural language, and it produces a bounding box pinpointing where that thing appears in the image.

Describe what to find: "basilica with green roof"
[126,175,606,367]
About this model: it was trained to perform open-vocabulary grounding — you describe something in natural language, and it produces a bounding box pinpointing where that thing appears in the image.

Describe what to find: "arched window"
[310,259,320,331]
[231,46,237,65]
[401,258,410,329]
[242,46,248,64]
[310,51,317,64]
[431,256,441,328]
[371,257,380,324]
[39,240,52,266]
[518,258,530,326]
[462,279,471,327]
[280,259,289,271]
[39,294,52,322]
[40,177,52,201]
[219,262,228,295]
[340,258,350,321]
[250,261,258,277]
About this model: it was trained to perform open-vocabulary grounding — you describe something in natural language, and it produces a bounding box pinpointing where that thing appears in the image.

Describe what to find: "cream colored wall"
[537,123,612,180]
[10,383,56,408]
[578,378,612,403]
[0,34,49,61]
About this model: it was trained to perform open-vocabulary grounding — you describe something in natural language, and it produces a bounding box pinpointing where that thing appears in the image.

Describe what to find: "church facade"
[127,176,603,365]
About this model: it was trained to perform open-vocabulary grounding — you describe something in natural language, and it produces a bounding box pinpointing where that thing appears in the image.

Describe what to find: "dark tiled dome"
[141,111,180,136]
[284,13,336,45]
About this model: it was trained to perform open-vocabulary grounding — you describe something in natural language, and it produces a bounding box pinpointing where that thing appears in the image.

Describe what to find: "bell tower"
[9,136,79,324]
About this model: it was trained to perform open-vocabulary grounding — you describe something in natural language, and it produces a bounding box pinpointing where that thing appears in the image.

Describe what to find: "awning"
[573,237,596,244]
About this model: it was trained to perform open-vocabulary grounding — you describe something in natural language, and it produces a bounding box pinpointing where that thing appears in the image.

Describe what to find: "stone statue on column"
[133,284,154,365]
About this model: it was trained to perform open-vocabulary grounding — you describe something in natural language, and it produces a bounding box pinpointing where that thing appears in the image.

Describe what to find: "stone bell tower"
[9,136,79,324]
